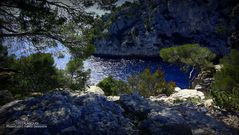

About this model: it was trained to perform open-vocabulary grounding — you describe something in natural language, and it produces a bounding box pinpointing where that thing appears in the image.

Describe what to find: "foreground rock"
[150,89,205,104]
[85,86,105,95]
[120,94,237,135]
[0,90,237,135]
[0,91,135,135]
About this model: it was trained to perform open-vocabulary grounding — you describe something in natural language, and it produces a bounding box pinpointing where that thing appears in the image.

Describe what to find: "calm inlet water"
[84,56,189,88]
[6,40,189,89]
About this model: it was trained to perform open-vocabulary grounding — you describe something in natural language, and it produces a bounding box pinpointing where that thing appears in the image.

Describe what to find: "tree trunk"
[189,66,195,80]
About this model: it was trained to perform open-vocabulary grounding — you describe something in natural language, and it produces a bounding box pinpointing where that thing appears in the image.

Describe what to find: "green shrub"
[65,59,90,90]
[160,44,216,70]
[212,49,239,112]
[97,76,132,96]
[1,46,90,97]
[212,89,239,112]
[0,47,63,96]
[128,69,176,97]
[160,44,216,79]
[9,53,62,96]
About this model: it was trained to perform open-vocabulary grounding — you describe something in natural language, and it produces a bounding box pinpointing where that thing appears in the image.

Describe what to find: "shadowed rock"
[0,91,237,135]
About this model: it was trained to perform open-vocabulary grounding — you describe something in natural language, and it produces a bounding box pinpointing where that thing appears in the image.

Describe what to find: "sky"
[5,0,136,69]
[86,0,136,16]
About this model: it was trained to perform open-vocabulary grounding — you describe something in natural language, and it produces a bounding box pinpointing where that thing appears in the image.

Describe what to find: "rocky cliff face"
[0,90,237,135]
[94,0,238,57]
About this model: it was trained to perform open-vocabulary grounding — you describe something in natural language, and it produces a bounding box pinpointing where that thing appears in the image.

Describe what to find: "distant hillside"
[92,0,239,57]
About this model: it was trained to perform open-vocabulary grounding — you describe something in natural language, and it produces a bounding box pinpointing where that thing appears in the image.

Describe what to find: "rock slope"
[94,0,238,57]
[0,90,237,135]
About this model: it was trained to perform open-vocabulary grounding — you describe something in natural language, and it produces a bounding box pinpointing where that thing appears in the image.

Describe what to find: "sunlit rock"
[86,86,105,95]
[174,87,181,92]
[149,89,205,104]
[107,96,120,101]
[0,91,236,135]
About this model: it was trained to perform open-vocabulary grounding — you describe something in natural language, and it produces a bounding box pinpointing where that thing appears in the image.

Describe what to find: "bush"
[160,44,216,69]
[1,48,91,98]
[128,69,176,97]
[212,49,239,112]
[160,44,216,79]
[212,89,239,112]
[10,53,61,95]
[97,76,132,96]
[65,59,90,90]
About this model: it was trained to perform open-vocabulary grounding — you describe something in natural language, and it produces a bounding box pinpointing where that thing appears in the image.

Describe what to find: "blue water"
[5,40,189,88]
[84,56,189,88]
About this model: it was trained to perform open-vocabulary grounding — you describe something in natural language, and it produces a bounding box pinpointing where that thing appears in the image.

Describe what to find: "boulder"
[203,99,214,108]
[170,89,205,100]
[119,94,235,135]
[85,86,105,95]
[107,96,120,101]
[150,89,205,104]
[174,87,181,92]
[215,65,223,71]
[0,90,135,135]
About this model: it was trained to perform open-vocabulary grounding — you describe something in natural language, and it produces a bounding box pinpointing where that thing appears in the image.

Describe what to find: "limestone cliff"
[0,90,237,135]
[94,0,238,57]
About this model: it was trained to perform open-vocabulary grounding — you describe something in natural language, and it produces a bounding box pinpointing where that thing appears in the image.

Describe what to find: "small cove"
[83,56,190,88]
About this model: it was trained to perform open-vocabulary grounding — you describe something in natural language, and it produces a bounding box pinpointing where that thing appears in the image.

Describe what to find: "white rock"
[149,95,174,104]
[150,89,206,104]
[194,85,203,90]
[170,89,205,100]
[107,96,120,101]
[203,99,213,108]
[86,86,105,95]
[174,87,181,92]
[215,64,223,71]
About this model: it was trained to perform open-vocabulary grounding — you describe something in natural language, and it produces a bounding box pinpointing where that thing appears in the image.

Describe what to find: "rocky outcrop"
[192,65,223,91]
[192,70,215,91]
[150,89,205,104]
[0,89,237,135]
[0,91,136,135]
[119,94,237,135]
[85,86,105,95]
[94,0,238,57]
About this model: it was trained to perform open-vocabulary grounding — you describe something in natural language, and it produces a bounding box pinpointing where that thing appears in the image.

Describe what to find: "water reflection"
[83,56,189,88]
[5,38,189,88]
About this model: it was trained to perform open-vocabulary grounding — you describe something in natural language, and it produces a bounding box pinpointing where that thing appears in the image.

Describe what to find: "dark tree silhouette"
[0,0,116,57]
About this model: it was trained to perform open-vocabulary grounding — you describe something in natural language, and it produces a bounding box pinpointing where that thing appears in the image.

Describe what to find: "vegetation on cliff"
[212,49,239,112]
[128,69,175,97]
[160,44,216,80]
[160,44,239,112]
